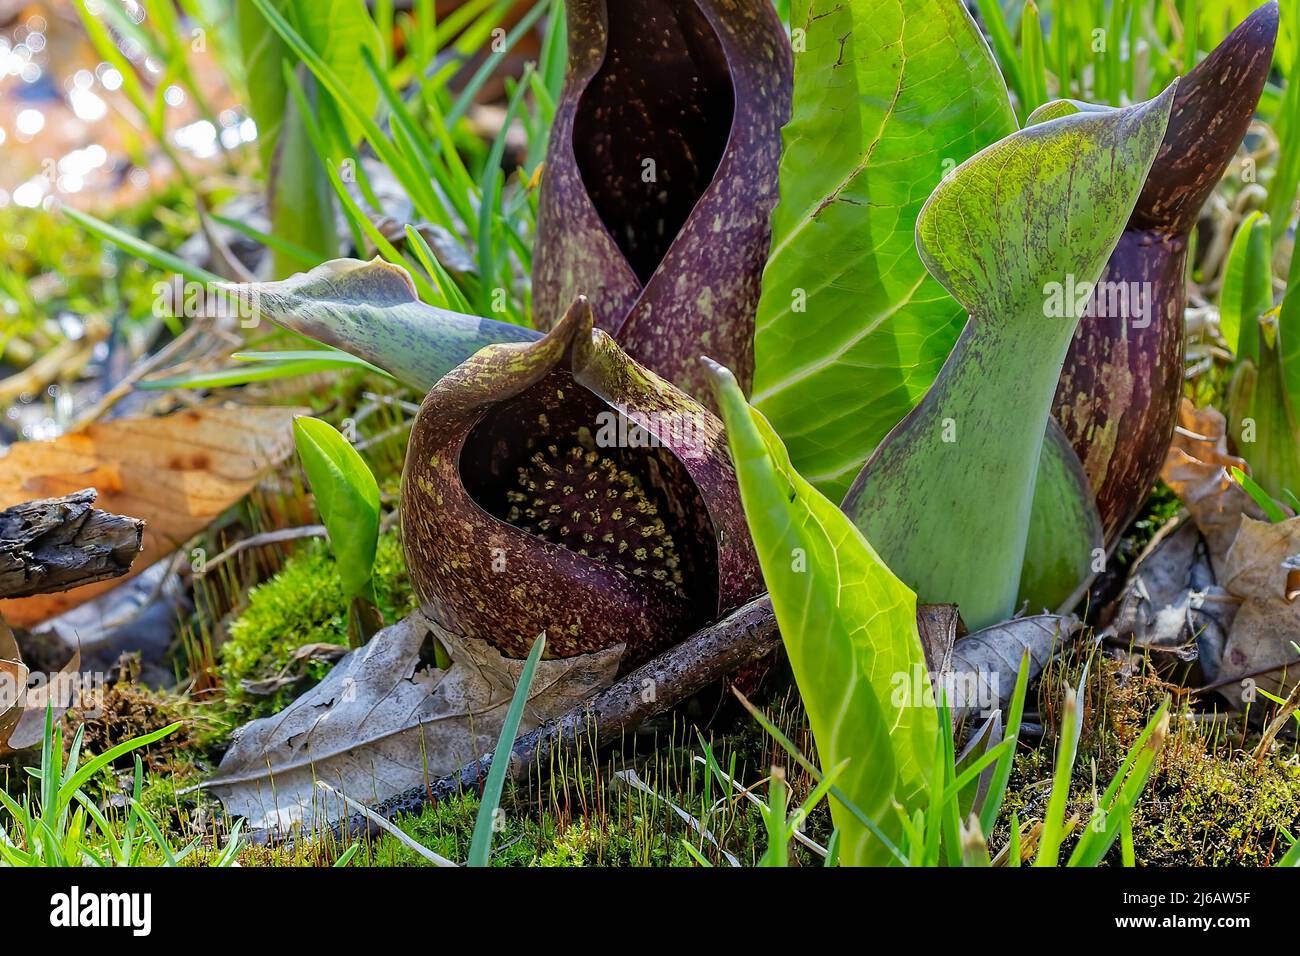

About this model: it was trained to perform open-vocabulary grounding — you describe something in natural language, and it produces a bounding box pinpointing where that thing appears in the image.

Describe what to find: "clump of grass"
[999,655,1300,866]
[219,530,416,718]
[0,709,240,867]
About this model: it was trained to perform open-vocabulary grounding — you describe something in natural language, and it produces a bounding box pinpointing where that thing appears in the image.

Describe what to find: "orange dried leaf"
[0,404,301,626]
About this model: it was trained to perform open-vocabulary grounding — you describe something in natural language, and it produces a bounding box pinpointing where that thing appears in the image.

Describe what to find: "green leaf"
[63,208,218,286]
[138,359,368,391]
[1268,8,1300,240]
[1018,1,1048,118]
[708,360,937,867]
[222,258,539,391]
[57,723,181,807]
[1279,832,1300,867]
[978,650,1031,837]
[842,86,1175,629]
[972,0,1024,104]
[1228,313,1300,500]
[232,350,393,377]
[292,416,380,601]
[1034,674,1086,866]
[268,67,339,276]
[1278,234,1300,423]
[210,213,321,270]
[751,0,1017,500]
[1220,211,1273,361]
[468,633,545,867]
[238,0,380,276]
[1230,465,1289,523]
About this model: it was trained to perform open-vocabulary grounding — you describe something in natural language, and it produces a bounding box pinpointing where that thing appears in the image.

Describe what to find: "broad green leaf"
[843,87,1176,629]
[223,258,540,391]
[708,361,937,867]
[293,416,380,601]
[1219,211,1273,361]
[751,0,1016,500]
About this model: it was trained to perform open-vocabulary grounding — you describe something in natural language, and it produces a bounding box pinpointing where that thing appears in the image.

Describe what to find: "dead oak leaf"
[1161,398,1264,575]
[0,404,302,626]
[1217,516,1300,704]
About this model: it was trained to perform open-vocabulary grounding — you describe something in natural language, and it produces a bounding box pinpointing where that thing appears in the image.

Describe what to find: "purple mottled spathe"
[533,0,793,404]
[1053,2,1278,546]
[401,296,763,667]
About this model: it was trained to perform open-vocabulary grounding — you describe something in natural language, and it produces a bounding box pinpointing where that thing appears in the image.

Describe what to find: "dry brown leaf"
[0,621,84,754]
[0,404,302,626]
[1108,515,1237,673]
[947,614,1082,720]
[4,649,83,752]
[205,612,623,833]
[1216,516,1300,705]
[916,604,960,677]
[1160,399,1264,574]
[0,622,29,748]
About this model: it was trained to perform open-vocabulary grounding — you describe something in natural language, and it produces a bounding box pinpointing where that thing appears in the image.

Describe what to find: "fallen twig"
[1253,678,1300,764]
[199,525,327,574]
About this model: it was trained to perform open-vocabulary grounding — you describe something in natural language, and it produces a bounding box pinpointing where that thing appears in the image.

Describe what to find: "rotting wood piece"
[0,489,144,599]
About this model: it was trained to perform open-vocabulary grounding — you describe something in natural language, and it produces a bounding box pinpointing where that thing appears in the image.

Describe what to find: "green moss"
[997,658,1300,865]
[219,530,416,718]
[344,787,715,867]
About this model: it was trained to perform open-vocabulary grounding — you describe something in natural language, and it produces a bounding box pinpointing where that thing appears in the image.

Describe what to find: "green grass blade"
[1231,466,1289,522]
[979,649,1032,835]
[57,723,181,807]
[64,209,219,286]
[468,633,546,867]
[1033,674,1087,866]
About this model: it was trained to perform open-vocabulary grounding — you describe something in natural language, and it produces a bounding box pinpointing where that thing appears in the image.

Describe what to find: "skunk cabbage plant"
[234,0,1272,648]
[401,297,763,665]
[533,0,793,401]
[754,0,1275,617]
[842,87,1176,629]
[231,262,764,664]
